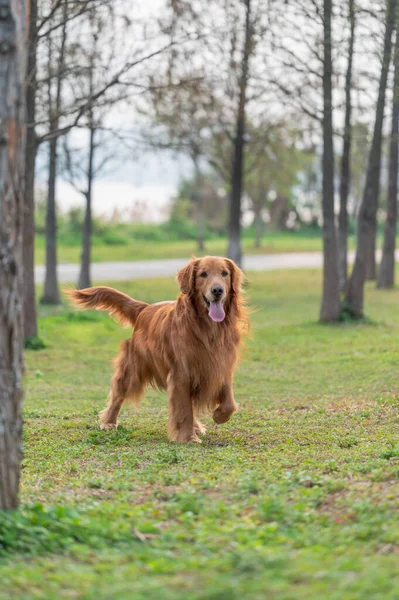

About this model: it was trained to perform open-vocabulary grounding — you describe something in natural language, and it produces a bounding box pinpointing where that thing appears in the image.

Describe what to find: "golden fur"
[65,256,249,443]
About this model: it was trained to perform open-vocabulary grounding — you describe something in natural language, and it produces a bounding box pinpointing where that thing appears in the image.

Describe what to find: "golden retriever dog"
[66,256,249,443]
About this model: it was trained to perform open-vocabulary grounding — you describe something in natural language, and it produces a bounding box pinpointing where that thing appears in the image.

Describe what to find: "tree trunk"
[78,126,95,289]
[40,2,68,305]
[23,0,38,339]
[320,0,341,322]
[227,0,251,268]
[0,0,28,510]
[345,0,396,316]
[377,17,399,289]
[366,226,377,280]
[41,136,60,303]
[338,0,355,292]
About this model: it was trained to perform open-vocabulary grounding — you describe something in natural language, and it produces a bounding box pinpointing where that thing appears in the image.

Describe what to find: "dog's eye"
[200,272,208,278]
[221,270,228,277]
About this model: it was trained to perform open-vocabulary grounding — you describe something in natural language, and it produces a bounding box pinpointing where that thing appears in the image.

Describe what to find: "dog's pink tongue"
[209,300,225,322]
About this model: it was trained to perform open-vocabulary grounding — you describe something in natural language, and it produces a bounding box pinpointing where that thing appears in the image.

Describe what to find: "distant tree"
[320,0,341,322]
[155,0,274,267]
[338,0,356,292]
[244,125,311,246]
[24,0,101,328]
[0,0,28,510]
[364,2,397,281]
[227,0,253,267]
[345,0,396,317]
[25,0,177,309]
[350,122,370,216]
[62,5,123,288]
[146,78,219,252]
[170,172,227,236]
[378,13,399,289]
[24,0,38,339]
[40,0,68,305]
[267,0,341,319]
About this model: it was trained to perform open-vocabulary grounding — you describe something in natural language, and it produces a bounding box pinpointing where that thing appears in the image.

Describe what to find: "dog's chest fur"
[176,321,239,390]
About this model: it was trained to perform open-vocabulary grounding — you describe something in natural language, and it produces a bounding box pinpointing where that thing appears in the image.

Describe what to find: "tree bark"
[0,0,28,510]
[41,135,60,303]
[345,0,396,316]
[78,126,95,289]
[338,0,355,292]
[227,0,251,268]
[366,225,377,280]
[377,17,399,289]
[320,0,341,322]
[40,1,68,305]
[23,0,38,338]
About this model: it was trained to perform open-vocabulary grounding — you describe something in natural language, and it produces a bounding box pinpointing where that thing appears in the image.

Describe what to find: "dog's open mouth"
[203,295,225,323]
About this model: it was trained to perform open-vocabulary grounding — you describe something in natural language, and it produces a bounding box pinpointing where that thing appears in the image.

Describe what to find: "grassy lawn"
[34,232,327,264]
[3,270,399,598]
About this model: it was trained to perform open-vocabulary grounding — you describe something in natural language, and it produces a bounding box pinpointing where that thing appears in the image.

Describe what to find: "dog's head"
[177,256,244,322]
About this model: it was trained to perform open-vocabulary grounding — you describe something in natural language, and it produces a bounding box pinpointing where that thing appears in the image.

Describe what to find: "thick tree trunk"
[338,0,355,292]
[0,0,28,510]
[345,0,396,316]
[41,136,60,303]
[227,0,251,268]
[320,0,341,322]
[377,20,399,289]
[78,127,95,289]
[23,0,38,339]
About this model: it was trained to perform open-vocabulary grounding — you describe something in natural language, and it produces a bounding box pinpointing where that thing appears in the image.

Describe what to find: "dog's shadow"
[84,422,234,448]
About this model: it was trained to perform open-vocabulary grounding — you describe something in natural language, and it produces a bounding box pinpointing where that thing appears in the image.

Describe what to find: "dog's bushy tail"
[65,286,148,327]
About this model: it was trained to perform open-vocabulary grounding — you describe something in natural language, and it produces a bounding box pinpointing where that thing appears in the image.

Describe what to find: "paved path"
[35,249,394,284]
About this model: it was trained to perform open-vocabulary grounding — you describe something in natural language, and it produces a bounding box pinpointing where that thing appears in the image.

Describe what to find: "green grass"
[3,270,399,598]
[34,231,326,264]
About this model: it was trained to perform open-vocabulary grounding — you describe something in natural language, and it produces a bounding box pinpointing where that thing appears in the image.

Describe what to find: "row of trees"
[23,0,185,340]
[23,0,399,334]
[146,0,399,320]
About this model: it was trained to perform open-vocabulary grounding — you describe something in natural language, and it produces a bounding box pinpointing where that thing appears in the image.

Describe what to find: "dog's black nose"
[211,285,224,299]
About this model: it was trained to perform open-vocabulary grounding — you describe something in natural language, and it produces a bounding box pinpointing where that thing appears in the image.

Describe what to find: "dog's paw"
[169,430,202,443]
[194,421,207,436]
[212,405,237,425]
[100,422,118,431]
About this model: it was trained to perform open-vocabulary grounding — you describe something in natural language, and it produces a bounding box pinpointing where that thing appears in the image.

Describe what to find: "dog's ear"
[226,259,245,295]
[177,257,198,294]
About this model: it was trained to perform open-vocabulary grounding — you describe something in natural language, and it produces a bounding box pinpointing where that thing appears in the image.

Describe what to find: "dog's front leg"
[167,374,200,443]
[213,381,238,425]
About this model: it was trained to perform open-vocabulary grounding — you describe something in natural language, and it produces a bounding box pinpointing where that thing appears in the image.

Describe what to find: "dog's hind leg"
[99,341,144,430]
[100,374,127,430]
[194,418,207,436]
